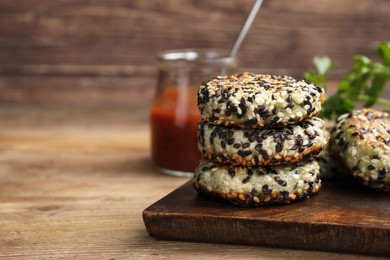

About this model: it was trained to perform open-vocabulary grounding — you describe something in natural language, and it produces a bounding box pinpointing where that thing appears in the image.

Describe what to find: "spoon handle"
[229,0,264,58]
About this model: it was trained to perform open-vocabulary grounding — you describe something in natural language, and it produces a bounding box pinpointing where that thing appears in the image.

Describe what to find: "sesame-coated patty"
[197,72,324,128]
[193,159,321,207]
[330,109,390,192]
[198,117,328,166]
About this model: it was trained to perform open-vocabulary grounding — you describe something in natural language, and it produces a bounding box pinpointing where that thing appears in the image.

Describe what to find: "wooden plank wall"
[0,0,389,103]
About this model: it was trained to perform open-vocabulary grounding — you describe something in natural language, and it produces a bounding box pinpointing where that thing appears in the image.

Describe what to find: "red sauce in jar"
[150,87,201,172]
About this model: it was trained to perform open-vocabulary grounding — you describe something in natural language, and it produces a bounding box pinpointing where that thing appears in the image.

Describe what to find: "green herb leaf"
[303,72,326,86]
[313,56,334,76]
[303,42,390,120]
[365,74,388,107]
[377,42,390,66]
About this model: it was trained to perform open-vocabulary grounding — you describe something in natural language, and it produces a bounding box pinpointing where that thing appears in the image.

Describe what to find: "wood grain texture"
[0,103,387,259]
[144,181,390,256]
[0,0,390,103]
[0,0,389,68]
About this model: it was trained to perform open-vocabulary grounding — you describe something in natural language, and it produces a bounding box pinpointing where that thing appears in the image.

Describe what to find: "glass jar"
[150,49,237,177]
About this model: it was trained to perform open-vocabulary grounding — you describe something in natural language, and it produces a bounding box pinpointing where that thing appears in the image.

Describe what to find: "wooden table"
[0,102,385,259]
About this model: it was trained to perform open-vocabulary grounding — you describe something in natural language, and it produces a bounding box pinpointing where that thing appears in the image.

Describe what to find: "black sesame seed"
[286,103,295,109]
[280,191,289,198]
[262,185,272,195]
[255,134,263,142]
[272,116,279,123]
[221,140,226,149]
[233,143,241,149]
[307,107,316,114]
[258,149,269,159]
[250,188,258,196]
[228,168,235,178]
[274,176,287,186]
[253,155,260,164]
[304,129,315,140]
[352,166,359,171]
[300,122,310,129]
[367,165,376,170]
[242,143,250,149]
[244,118,258,125]
[257,170,265,176]
[257,105,265,113]
[229,106,238,113]
[227,138,235,145]
[291,143,299,151]
[271,158,280,164]
[303,99,311,106]
[239,103,247,115]
[238,150,252,157]
[379,168,388,175]
[275,143,283,153]
[315,86,323,93]
[352,132,359,136]
[242,176,251,184]
[209,115,218,122]
[260,111,270,119]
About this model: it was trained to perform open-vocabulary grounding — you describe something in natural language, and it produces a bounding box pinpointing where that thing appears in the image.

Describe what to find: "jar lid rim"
[158,49,235,63]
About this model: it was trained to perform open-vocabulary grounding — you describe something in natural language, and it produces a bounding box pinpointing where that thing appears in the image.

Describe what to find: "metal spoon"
[229,0,264,58]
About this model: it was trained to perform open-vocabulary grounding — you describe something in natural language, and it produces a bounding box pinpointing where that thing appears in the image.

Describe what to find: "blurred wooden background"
[0,0,389,104]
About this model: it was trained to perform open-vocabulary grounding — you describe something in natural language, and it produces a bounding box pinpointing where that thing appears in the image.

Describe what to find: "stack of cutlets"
[193,72,329,206]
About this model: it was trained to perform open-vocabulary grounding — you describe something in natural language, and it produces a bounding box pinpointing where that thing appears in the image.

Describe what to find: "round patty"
[193,159,321,207]
[197,72,324,128]
[330,109,390,192]
[198,117,328,166]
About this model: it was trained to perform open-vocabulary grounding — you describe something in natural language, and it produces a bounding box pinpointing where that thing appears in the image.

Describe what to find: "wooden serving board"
[143,179,390,256]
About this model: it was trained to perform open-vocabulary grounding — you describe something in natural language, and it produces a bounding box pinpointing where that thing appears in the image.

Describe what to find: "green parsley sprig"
[304,42,390,120]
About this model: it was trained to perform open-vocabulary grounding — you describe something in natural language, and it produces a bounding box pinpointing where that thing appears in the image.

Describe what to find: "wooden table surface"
[0,102,386,259]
